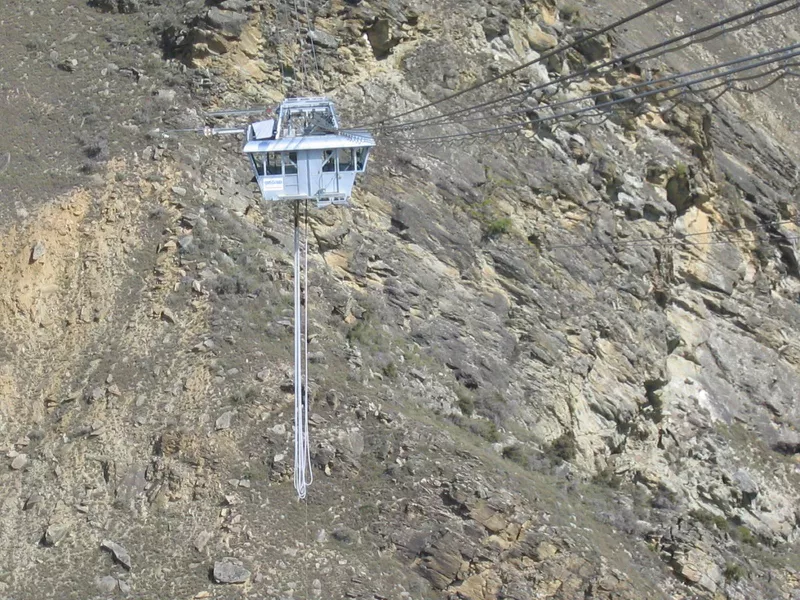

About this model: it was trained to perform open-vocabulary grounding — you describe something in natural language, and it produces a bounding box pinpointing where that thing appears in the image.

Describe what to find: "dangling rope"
[294,200,314,499]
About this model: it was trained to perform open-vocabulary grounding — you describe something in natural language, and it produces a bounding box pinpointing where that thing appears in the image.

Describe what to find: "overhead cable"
[292,0,310,92]
[383,44,800,143]
[546,218,799,250]
[382,42,800,135]
[375,0,798,133]
[355,0,679,128]
[303,0,323,91]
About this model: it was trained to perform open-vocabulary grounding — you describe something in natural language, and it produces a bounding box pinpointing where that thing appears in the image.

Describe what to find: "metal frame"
[242,97,374,208]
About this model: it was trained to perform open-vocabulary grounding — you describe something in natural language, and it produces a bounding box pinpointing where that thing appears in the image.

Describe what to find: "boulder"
[205,8,248,38]
[213,558,251,584]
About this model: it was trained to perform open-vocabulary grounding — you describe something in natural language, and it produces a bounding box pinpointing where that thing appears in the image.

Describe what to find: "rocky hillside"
[1,1,800,599]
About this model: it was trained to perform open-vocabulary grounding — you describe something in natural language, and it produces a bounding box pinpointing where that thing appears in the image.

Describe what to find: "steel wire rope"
[532,233,800,324]
[383,44,800,144]
[292,0,310,92]
[545,218,799,250]
[353,0,679,128]
[477,223,800,325]
[376,61,789,148]
[379,60,794,146]
[373,0,799,133]
[531,63,799,131]
[303,0,323,92]
[381,43,800,137]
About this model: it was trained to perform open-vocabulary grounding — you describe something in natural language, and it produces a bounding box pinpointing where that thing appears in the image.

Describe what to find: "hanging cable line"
[355,0,679,128]
[292,0,310,92]
[381,43,800,136]
[384,54,800,144]
[303,0,323,90]
[373,0,798,133]
[545,218,799,251]
[381,41,800,134]
[383,44,800,144]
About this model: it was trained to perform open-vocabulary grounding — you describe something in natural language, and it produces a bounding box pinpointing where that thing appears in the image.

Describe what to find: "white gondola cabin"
[243,97,375,208]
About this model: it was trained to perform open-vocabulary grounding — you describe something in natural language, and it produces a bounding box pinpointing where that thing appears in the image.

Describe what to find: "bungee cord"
[293,200,314,500]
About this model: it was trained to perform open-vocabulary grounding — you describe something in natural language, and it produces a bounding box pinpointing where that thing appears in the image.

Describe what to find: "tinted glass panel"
[322,150,336,173]
[266,153,282,175]
[283,152,298,175]
[355,148,369,172]
[338,148,354,171]
[251,153,266,176]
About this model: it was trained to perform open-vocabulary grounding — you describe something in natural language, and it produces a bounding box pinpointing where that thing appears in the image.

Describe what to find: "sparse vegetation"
[732,525,758,546]
[724,562,747,581]
[467,419,502,443]
[502,444,528,466]
[455,386,475,416]
[486,217,513,237]
[593,467,622,489]
[382,362,398,378]
[546,432,578,463]
[689,509,728,531]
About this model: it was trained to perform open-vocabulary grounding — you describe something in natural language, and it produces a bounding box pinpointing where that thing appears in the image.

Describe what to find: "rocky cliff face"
[1,1,800,599]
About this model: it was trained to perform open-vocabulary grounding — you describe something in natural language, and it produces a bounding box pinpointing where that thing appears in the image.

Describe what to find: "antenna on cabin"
[163,97,375,499]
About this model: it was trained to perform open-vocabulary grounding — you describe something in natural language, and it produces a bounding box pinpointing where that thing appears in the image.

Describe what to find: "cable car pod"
[243,97,375,208]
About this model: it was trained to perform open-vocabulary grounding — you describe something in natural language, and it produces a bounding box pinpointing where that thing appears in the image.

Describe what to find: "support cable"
[373,0,798,133]
[355,0,679,128]
[382,42,800,135]
[383,44,800,143]
[303,0,323,91]
[292,0,310,92]
[545,218,800,251]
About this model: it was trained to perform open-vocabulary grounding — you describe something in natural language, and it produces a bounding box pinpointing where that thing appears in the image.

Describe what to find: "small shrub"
[593,467,622,489]
[486,217,513,237]
[674,162,689,177]
[469,419,501,443]
[347,319,378,346]
[502,444,527,466]
[689,509,728,531]
[232,386,258,403]
[559,2,581,22]
[724,562,746,581]
[455,387,475,416]
[546,432,577,463]
[732,525,757,546]
[382,362,398,378]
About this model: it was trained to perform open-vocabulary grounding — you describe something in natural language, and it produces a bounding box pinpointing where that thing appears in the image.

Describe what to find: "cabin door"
[282,152,300,197]
[318,150,339,197]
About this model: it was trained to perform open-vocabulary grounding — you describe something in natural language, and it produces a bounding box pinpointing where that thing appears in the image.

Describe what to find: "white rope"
[294,200,313,499]
[304,199,313,489]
